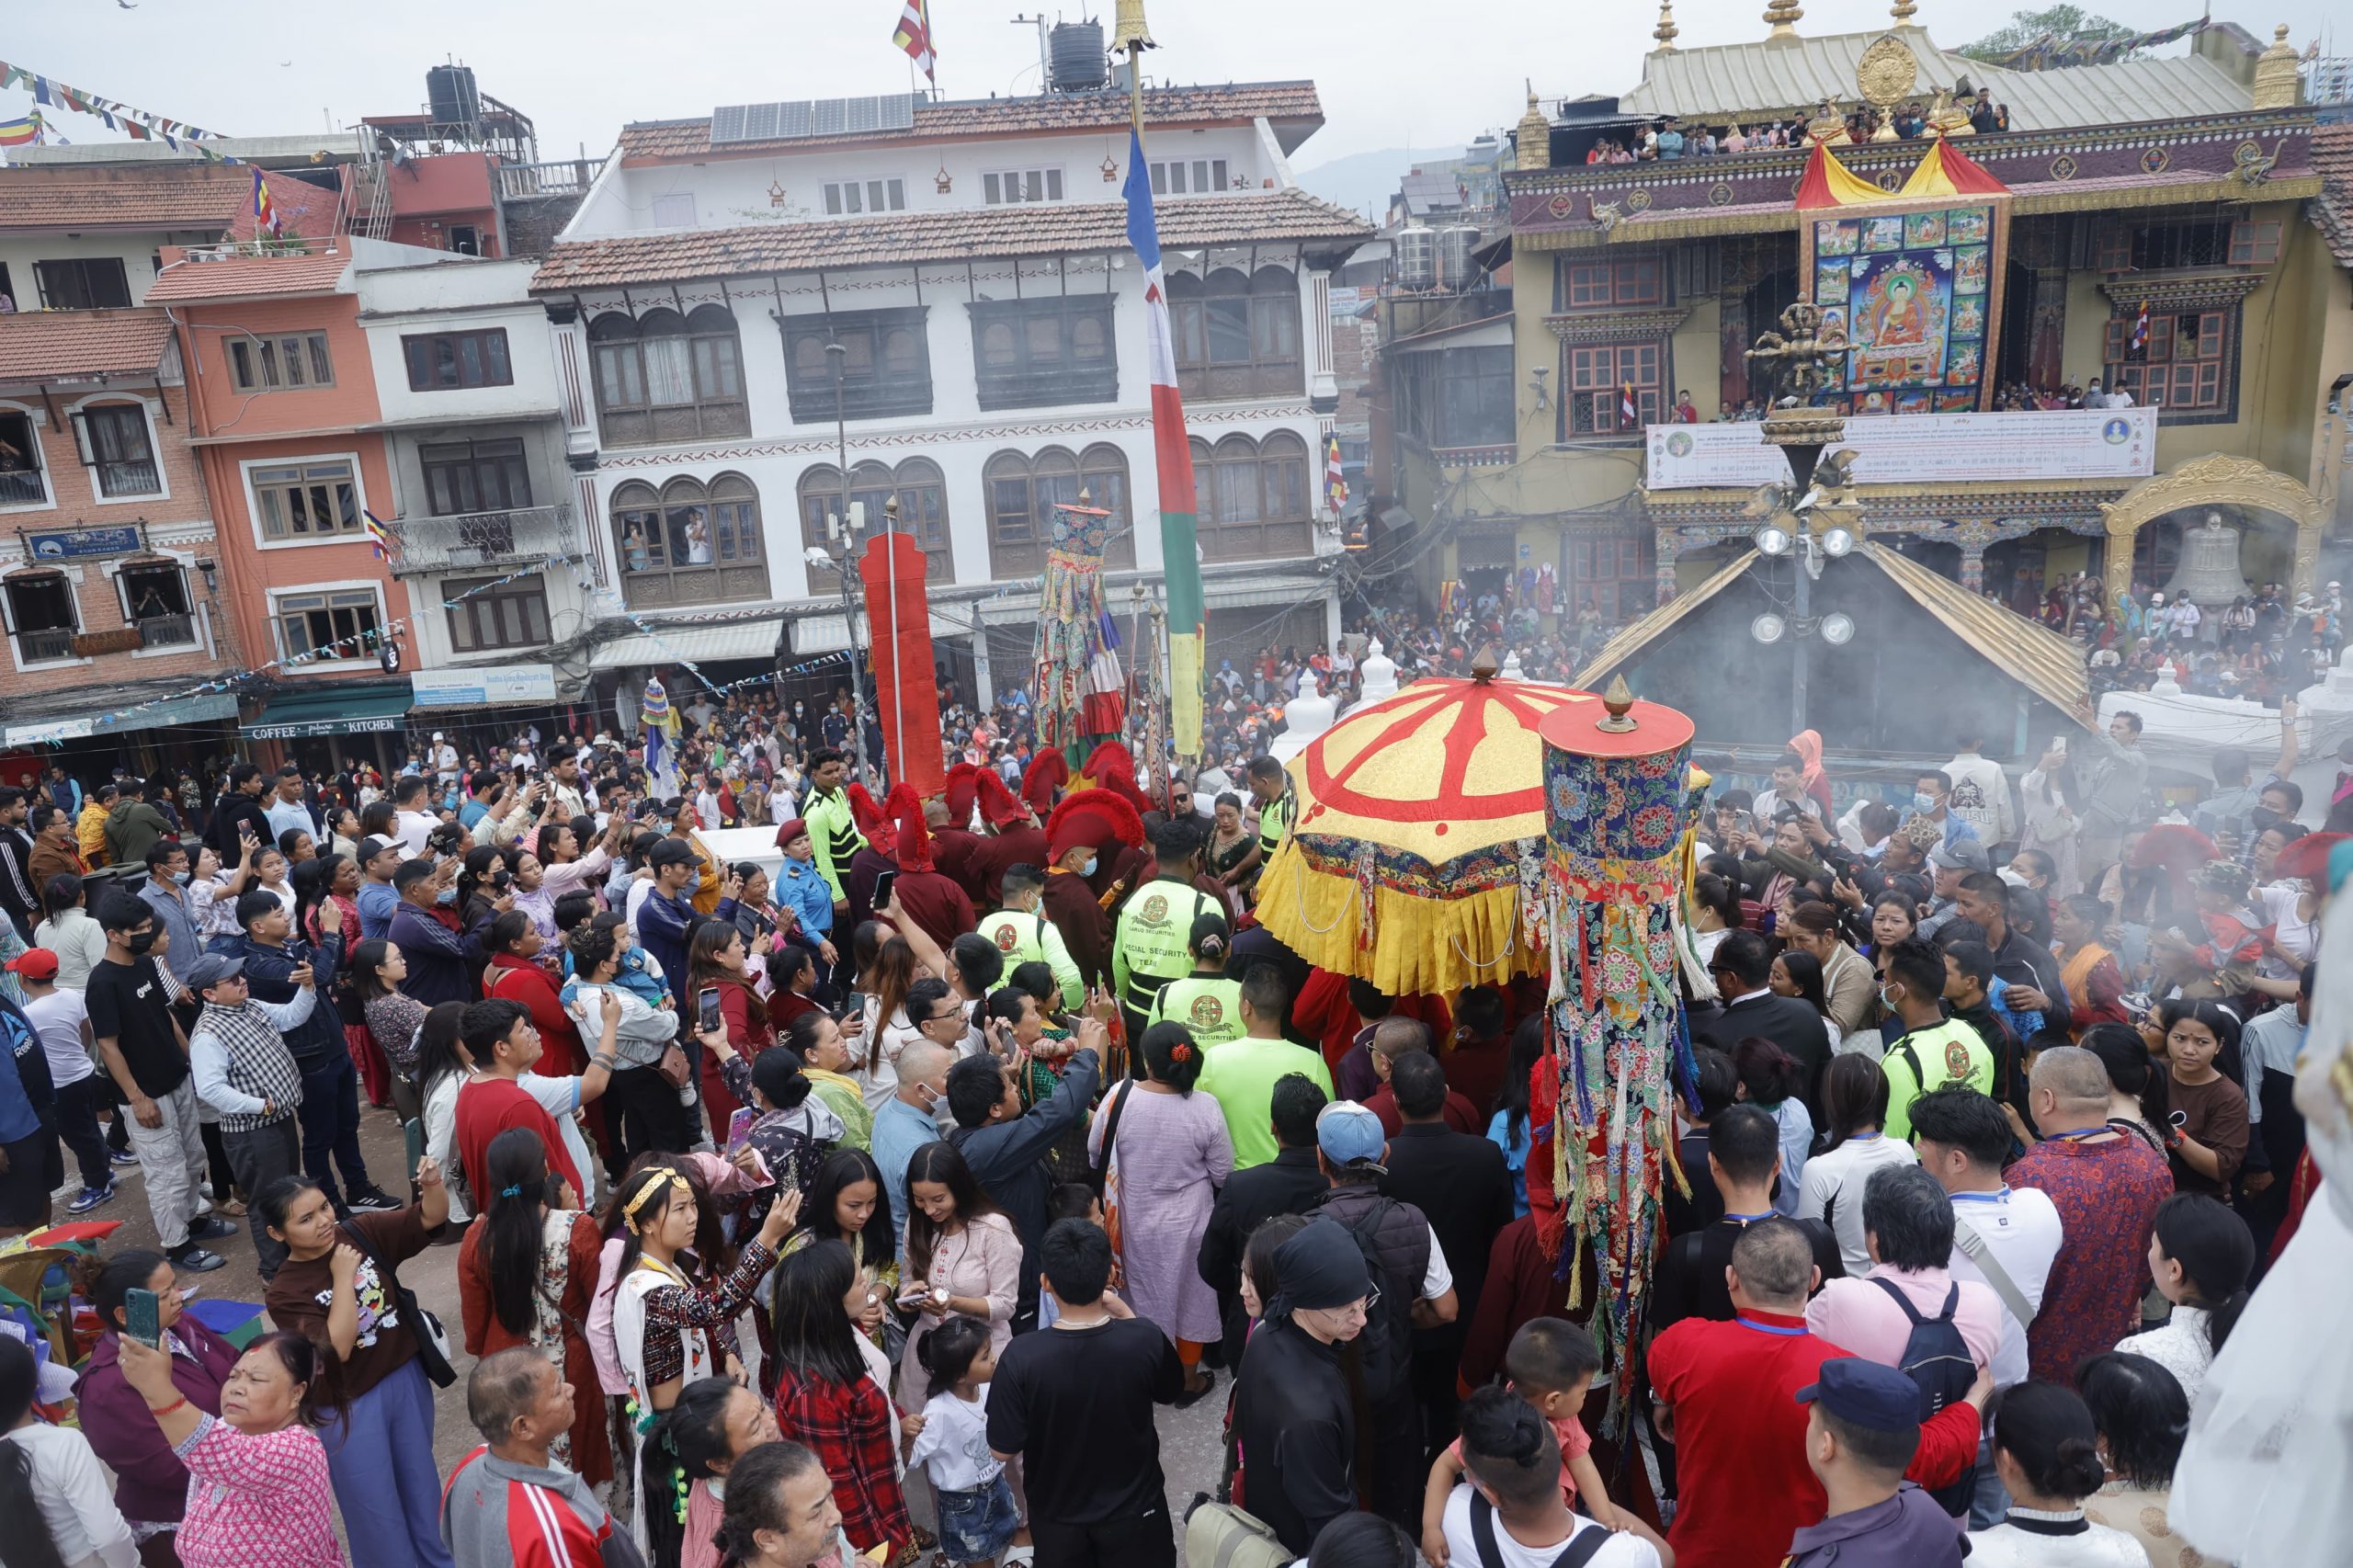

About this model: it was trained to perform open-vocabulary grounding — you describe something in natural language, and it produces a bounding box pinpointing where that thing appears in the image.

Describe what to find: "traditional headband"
[621,1167,690,1232]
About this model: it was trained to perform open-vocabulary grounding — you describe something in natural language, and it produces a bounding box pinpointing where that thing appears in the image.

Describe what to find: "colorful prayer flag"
[0,114,39,148]
[1324,435,1347,516]
[892,0,937,84]
[361,509,395,564]
[1123,128,1206,757]
[2129,300,2151,358]
[1620,383,1638,427]
[252,167,283,238]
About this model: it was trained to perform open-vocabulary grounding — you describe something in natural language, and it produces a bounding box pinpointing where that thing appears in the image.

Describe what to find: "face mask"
[1912,791,1937,813]
[1081,855,1098,878]
[1879,983,1900,1011]
[435,886,459,906]
[173,869,191,886]
[2248,806,2281,833]
[125,929,159,955]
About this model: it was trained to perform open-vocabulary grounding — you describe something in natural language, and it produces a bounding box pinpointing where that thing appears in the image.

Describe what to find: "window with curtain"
[80,403,161,497]
[796,458,954,591]
[983,443,1135,580]
[1168,267,1302,403]
[611,472,770,609]
[1190,431,1312,562]
[586,306,749,448]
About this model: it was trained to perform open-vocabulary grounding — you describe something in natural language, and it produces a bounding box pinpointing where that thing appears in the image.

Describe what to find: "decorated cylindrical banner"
[1534,688,1702,1415]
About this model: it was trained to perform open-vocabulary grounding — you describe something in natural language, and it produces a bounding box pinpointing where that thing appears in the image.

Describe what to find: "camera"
[427,823,465,855]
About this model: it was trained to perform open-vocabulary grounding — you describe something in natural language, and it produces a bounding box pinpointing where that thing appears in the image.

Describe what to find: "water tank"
[1437,226,1481,290]
[426,64,481,128]
[1392,227,1438,291]
[1048,22,1108,92]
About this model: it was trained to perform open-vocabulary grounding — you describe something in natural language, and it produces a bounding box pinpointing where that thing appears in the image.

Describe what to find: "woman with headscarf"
[1231,1218,1374,1556]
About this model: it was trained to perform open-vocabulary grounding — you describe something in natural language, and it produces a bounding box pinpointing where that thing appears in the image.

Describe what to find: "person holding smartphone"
[688,921,775,1141]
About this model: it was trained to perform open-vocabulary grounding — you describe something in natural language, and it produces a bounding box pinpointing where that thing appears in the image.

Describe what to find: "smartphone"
[124,1287,161,1348]
[403,1118,425,1182]
[726,1106,759,1153]
[870,869,897,910]
[697,985,723,1035]
[839,990,867,1025]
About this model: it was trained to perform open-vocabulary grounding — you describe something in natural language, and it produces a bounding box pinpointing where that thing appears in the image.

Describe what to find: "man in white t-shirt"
[12,949,116,1211]
[429,733,460,787]
[1907,1085,2061,1527]
[1438,1385,1662,1568]
[390,776,441,859]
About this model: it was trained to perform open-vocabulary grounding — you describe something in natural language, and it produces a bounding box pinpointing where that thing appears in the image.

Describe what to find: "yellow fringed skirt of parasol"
[1255,673,1600,998]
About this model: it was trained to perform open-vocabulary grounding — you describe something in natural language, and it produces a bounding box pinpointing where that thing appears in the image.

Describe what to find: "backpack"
[1322,1194,1417,1408]
[1182,1499,1293,1568]
[1870,1277,1978,1516]
[1467,1493,1613,1568]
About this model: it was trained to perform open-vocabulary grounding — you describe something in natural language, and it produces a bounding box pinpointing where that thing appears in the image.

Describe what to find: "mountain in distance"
[1293,144,1463,219]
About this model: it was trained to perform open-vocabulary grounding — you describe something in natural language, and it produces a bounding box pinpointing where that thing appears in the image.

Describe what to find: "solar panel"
[710,94,916,144]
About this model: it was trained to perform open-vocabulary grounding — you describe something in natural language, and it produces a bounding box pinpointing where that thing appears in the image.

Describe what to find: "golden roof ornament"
[2252,24,2302,108]
[1654,0,1680,51]
[1764,0,1803,40]
[1856,34,1917,140]
[1890,0,1917,23]
[1516,85,1552,171]
[1109,0,1155,54]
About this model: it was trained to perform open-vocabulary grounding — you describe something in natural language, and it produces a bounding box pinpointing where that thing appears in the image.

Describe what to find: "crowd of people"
[1577,97,2012,165]
[0,625,2336,1568]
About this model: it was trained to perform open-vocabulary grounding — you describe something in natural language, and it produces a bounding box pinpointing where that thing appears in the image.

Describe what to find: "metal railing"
[136,612,198,649]
[497,158,602,200]
[97,460,162,498]
[389,503,578,576]
[15,628,75,663]
[0,470,47,506]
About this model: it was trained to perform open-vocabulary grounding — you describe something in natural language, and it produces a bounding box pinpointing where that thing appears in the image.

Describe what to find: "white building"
[530,76,1372,706]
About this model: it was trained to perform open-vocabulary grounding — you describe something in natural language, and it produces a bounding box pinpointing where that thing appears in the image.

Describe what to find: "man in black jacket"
[229,892,397,1215]
[1198,1071,1331,1365]
[202,764,273,864]
[0,788,38,945]
[947,1017,1105,1327]
[1381,1050,1516,1462]
[1692,929,1831,1105]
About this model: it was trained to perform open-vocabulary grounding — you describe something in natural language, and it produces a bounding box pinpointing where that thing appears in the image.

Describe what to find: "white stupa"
[1501,648,1526,681]
[1347,637,1400,714]
[1271,671,1337,765]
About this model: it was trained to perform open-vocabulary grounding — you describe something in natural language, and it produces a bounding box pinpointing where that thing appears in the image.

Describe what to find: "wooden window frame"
[983,444,1136,581]
[586,306,750,449]
[1563,340,1664,436]
[797,458,954,591]
[226,331,335,393]
[402,328,514,392]
[1189,431,1313,562]
[1169,267,1302,403]
[611,472,771,609]
[77,402,162,499]
[250,459,362,543]
[780,306,933,424]
[970,296,1118,410]
[823,178,906,214]
[2105,303,2235,423]
[31,257,131,311]
[444,573,552,653]
[272,586,381,663]
[983,168,1065,204]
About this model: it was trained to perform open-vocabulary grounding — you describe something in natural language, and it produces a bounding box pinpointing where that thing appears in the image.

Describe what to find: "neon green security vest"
[1256,788,1296,858]
[1113,878,1215,1015]
[1146,976,1247,1048]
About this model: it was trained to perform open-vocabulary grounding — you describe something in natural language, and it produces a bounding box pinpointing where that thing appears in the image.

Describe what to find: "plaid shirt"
[771,1359,914,1553]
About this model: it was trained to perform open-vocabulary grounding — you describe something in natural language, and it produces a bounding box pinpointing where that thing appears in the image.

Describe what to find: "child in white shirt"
[904,1315,1021,1568]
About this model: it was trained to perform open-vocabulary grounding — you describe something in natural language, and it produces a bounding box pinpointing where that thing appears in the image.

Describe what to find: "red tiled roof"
[0,308,176,382]
[618,82,1324,161]
[0,163,339,237]
[142,251,354,302]
[2313,123,2353,267]
[530,188,1371,292]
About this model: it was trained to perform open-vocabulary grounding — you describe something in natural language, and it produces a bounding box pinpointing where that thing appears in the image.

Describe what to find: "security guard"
[1142,906,1246,1048]
[771,816,840,988]
[800,745,865,915]
[1225,755,1296,905]
[1111,817,1220,1050]
[974,862,1082,1010]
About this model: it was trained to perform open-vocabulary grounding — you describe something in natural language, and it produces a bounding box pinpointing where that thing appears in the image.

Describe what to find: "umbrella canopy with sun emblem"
[1255,662,1599,997]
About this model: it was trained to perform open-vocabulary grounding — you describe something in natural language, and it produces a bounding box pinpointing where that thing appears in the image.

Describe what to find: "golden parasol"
[1255,662,1599,997]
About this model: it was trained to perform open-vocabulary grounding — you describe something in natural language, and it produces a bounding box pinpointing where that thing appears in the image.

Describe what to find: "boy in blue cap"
[1786,1358,1965,1566]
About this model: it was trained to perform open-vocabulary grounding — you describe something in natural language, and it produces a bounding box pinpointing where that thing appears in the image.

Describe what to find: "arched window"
[586,304,750,449]
[983,444,1135,580]
[1190,431,1312,562]
[796,459,955,592]
[1168,266,1303,402]
[610,471,769,609]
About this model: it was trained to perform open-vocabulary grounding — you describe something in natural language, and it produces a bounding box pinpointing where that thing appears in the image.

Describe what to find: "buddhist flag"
[2129,300,2151,358]
[893,0,937,84]
[361,509,395,564]
[0,113,38,148]
[1124,128,1206,758]
[252,166,283,238]
[1324,435,1347,516]
[1621,383,1638,427]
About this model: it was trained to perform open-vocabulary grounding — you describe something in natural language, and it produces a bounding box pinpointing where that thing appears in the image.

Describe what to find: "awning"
[5,691,238,747]
[241,679,415,741]
[790,610,972,655]
[1574,550,1759,688]
[588,617,785,670]
[1862,542,2094,728]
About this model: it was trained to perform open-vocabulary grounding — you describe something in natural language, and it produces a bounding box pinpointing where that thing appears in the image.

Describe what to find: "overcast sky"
[2,0,2336,176]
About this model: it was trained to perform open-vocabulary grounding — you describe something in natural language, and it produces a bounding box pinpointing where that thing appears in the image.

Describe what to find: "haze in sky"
[2,0,2336,177]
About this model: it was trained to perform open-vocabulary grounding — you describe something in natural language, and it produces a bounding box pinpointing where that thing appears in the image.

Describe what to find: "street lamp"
[812,495,877,787]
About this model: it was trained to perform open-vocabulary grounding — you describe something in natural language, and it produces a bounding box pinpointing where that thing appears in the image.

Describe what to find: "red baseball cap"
[4,949,58,982]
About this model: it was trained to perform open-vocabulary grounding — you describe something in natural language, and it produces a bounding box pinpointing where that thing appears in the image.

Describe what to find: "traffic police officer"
[771,816,839,988]
[1111,817,1220,1051]
[975,863,1083,1010]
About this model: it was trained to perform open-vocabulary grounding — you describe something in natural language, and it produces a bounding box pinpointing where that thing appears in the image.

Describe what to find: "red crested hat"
[846,782,896,855]
[884,781,932,871]
[942,763,981,827]
[1076,739,1154,813]
[1046,787,1145,862]
[975,767,1030,830]
[2271,831,2348,887]
[1021,749,1070,812]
